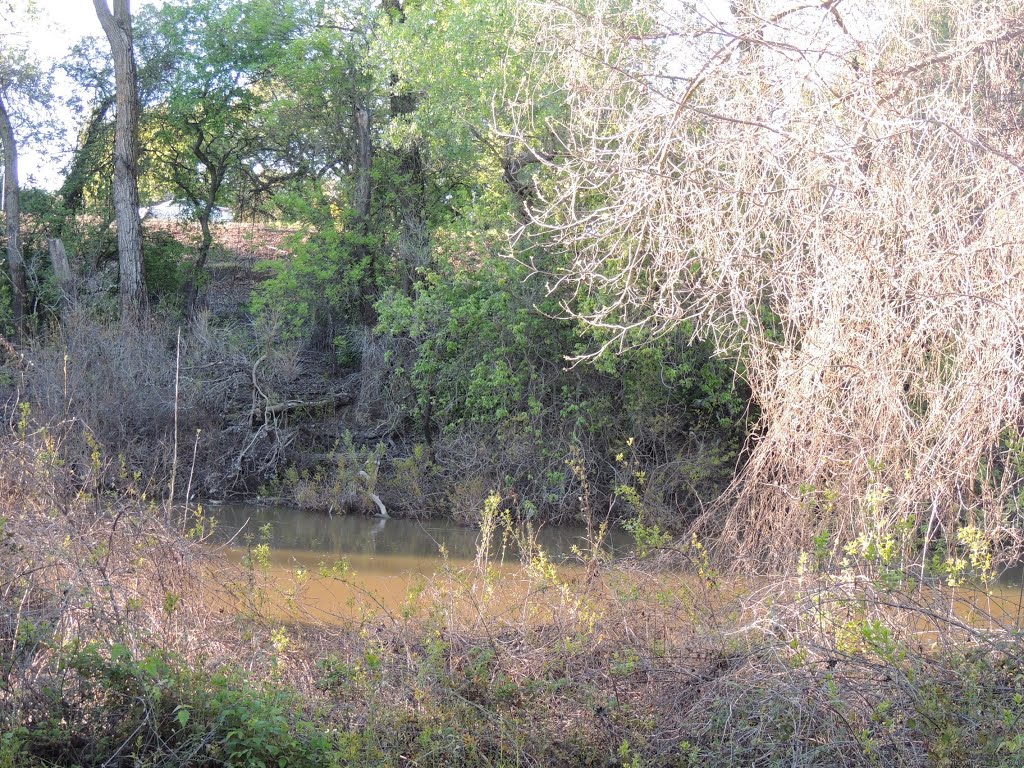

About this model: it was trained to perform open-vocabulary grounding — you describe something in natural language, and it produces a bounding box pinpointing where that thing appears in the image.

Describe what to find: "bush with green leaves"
[375,256,747,525]
[9,641,338,768]
[251,186,382,347]
[142,228,189,306]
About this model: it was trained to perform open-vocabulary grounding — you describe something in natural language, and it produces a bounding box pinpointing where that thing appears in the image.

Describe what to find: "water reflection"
[202,503,631,565]
[196,504,633,622]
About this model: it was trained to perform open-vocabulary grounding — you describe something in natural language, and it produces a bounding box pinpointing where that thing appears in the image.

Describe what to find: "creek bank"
[2,218,740,533]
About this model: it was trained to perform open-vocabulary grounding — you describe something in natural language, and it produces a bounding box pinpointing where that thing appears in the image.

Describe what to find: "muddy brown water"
[199,503,633,622]
[196,504,1024,630]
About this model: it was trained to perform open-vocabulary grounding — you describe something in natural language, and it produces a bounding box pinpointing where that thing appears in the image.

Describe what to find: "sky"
[29,0,104,57]
[14,0,161,190]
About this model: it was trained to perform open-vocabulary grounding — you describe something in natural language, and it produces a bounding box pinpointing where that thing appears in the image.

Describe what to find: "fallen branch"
[358,469,389,518]
[252,391,353,425]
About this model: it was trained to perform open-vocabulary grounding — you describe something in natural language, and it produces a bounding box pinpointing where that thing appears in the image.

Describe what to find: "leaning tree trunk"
[94,0,148,324]
[59,95,115,214]
[0,91,27,335]
[182,208,214,316]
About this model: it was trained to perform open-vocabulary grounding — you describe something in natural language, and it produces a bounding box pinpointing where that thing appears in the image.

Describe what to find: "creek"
[200,503,633,622]
[197,503,1024,629]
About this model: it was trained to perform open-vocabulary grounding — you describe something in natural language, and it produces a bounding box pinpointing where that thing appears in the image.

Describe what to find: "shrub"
[142,228,188,306]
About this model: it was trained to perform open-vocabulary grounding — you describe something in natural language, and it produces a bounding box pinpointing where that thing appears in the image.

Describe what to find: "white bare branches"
[517,0,1024,562]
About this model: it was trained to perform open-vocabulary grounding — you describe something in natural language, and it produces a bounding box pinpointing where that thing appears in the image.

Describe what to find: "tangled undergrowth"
[2,428,1024,767]
[525,0,1024,565]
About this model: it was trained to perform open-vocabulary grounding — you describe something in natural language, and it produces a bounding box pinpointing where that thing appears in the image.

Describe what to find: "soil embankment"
[169,221,380,503]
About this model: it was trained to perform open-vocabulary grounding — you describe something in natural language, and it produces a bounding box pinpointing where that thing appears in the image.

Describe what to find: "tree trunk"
[396,145,429,296]
[382,1,430,296]
[502,144,553,220]
[94,0,148,324]
[0,91,27,335]
[48,237,76,320]
[354,104,372,227]
[183,210,213,316]
[353,101,376,319]
[60,95,115,214]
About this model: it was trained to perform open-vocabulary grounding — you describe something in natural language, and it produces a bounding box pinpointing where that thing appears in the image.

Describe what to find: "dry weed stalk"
[275,527,1024,766]
[0,432,232,725]
[517,0,1024,562]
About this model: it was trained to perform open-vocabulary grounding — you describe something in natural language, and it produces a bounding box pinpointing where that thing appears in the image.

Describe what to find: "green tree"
[263,4,381,318]
[138,0,304,312]
[376,0,550,215]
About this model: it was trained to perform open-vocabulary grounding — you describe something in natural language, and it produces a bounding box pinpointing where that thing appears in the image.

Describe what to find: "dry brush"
[517,0,1024,563]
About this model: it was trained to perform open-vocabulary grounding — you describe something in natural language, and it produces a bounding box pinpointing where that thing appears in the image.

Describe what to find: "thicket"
[364,256,745,525]
[8,1,1024,570]
[1,0,753,535]
[517,0,1024,564]
[4,0,1024,578]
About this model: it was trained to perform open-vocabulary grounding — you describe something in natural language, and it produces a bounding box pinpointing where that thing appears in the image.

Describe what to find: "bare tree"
[94,0,147,323]
[517,0,1024,563]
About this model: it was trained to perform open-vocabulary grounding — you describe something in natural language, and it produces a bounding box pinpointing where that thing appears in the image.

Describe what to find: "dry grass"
[142,219,297,263]
[257,525,1024,767]
[4,309,310,499]
[0,434,227,721]
[3,424,1024,766]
